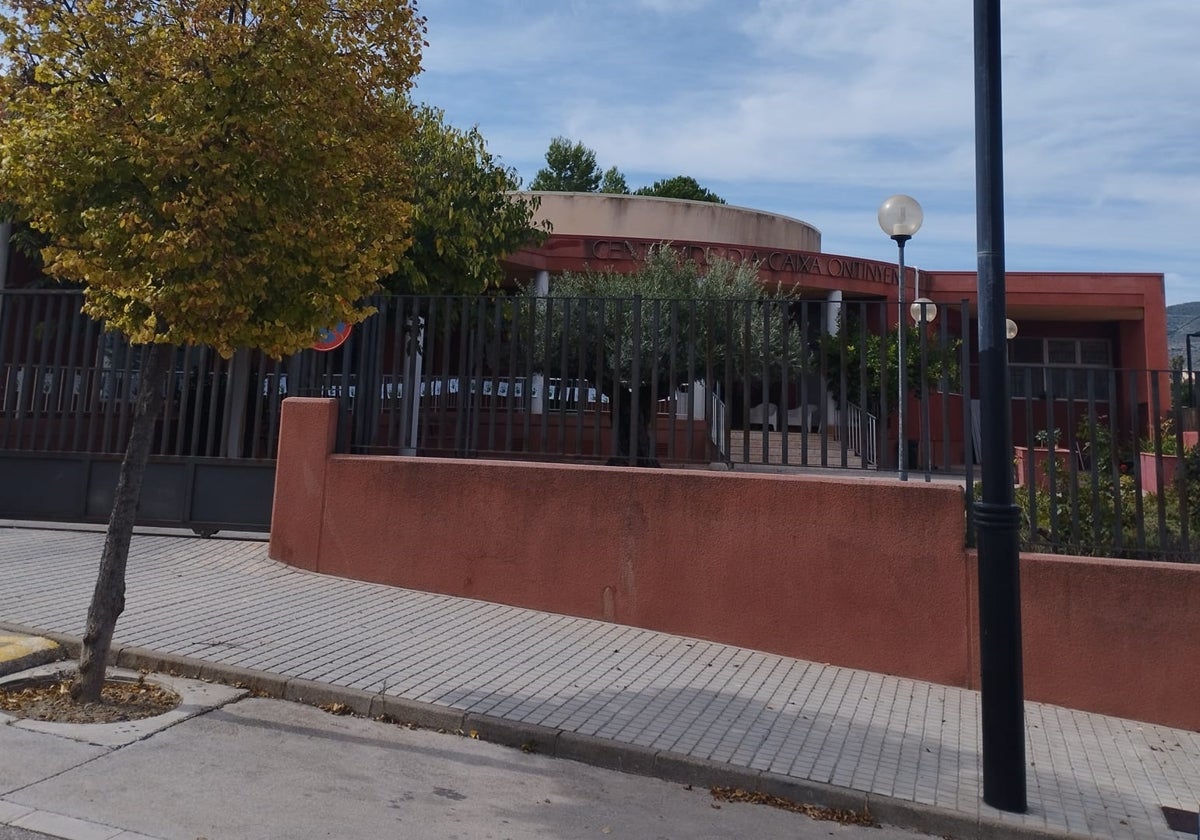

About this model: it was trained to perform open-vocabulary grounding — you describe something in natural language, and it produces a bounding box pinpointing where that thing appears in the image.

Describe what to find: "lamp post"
[879,194,923,481]
[974,0,1026,813]
[910,296,937,481]
[1186,332,1200,410]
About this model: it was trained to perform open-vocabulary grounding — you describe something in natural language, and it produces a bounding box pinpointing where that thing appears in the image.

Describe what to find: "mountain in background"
[1166,302,1200,365]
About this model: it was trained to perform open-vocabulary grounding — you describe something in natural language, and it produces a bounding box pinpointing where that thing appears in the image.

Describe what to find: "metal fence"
[1006,364,1199,562]
[3,288,1195,561]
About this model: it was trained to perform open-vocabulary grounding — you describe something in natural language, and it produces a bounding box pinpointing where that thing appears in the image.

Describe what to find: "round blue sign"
[313,322,351,352]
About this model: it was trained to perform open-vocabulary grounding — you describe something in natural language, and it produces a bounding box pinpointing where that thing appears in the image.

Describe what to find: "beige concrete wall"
[523,192,822,252]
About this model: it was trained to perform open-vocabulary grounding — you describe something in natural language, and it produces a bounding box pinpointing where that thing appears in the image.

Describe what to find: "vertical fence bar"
[61,301,87,451]
[685,299,696,461]
[779,299,791,466]
[519,295,533,456]
[1043,368,1060,547]
[877,300,889,475]
[436,296,455,453]
[115,335,139,453]
[12,293,43,450]
[1083,373,1101,549]
[630,295,642,466]
[39,294,70,450]
[667,299,679,462]
[722,300,733,462]
[938,306,951,473]
[1019,367,1036,543]
[610,299,624,464]
[486,296,502,455]
[557,297,571,455]
[384,296,405,450]
[203,353,224,457]
[649,298,662,464]
[800,301,813,466]
[539,295,552,455]
[155,344,177,456]
[758,300,770,465]
[1173,367,1190,556]
[593,298,606,461]
[1128,372,1146,551]
[420,296,440,452]
[1149,372,1168,550]
[962,301,976,546]
[1107,369,1124,555]
[97,337,118,454]
[918,309,931,481]
[0,292,11,440]
[571,297,588,458]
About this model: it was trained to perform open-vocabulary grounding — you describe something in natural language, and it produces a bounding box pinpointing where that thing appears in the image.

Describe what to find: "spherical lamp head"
[1005,318,1019,340]
[910,297,937,324]
[878,194,924,242]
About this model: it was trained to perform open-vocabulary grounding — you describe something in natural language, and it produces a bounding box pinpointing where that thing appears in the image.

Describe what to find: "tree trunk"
[607,385,661,468]
[71,341,173,703]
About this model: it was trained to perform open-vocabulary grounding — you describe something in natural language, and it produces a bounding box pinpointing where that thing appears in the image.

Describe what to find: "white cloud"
[413,0,1200,303]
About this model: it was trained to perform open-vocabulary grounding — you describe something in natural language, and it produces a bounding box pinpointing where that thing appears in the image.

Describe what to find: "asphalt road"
[1,697,937,840]
[0,828,55,840]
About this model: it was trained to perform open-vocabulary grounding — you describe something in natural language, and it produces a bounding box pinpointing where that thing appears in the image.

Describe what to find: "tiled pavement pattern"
[1,525,1197,839]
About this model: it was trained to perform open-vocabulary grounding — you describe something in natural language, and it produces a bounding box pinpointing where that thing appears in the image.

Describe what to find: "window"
[1009,338,1111,401]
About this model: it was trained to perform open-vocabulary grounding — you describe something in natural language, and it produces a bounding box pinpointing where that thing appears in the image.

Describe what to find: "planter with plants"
[1138,418,1187,494]
[1014,428,1068,489]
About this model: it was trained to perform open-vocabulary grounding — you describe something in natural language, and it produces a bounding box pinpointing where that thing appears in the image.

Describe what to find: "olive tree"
[530,246,805,465]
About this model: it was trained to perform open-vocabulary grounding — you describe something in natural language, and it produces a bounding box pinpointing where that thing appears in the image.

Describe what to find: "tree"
[819,314,961,415]
[528,138,723,203]
[635,175,726,204]
[530,246,803,465]
[529,136,602,192]
[385,105,550,294]
[0,0,426,700]
[599,166,630,195]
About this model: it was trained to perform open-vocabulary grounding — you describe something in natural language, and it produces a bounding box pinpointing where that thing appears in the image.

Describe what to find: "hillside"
[1166,302,1200,364]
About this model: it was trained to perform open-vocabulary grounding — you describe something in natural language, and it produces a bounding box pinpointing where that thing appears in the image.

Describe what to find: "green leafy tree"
[635,175,725,204]
[529,136,602,192]
[599,166,630,195]
[530,246,803,465]
[0,0,426,701]
[528,139,723,204]
[819,317,961,415]
[386,105,550,294]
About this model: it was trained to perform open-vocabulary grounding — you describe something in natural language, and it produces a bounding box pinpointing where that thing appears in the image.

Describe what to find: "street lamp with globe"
[878,194,923,481]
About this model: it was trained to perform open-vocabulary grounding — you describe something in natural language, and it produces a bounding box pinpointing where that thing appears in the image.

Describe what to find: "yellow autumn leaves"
[0,0,426,357]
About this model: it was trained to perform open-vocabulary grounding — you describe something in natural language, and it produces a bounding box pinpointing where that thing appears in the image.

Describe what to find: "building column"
[531,270,550,413]
[824,289,842,335]
[823,289,842,429]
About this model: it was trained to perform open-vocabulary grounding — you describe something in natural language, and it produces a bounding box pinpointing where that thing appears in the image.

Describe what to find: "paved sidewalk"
[0,524,1197,840]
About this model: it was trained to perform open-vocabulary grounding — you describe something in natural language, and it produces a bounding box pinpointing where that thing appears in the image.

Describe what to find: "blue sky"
[412,1,1200,305]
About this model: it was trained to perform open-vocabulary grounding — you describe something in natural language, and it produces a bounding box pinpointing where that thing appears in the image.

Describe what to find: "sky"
[410,0,1200,306]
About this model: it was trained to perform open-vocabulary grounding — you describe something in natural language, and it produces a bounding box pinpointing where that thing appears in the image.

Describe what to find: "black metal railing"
[1006,364,1198,562]
[5,288,1194,562]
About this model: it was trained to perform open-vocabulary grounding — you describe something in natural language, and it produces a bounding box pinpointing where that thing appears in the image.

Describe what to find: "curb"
[0,621,1079,840]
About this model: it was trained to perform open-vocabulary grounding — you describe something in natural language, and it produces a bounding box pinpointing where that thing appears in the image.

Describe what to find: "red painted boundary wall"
[270,398,1200,731]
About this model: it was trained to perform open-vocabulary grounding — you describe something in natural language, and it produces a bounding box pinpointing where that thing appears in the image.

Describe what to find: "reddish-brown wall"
[271,398,1200,731]
[974,553,1200,732]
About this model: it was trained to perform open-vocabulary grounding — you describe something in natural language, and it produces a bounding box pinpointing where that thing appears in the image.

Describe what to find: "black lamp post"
[974,0,1027,813]
[1186,332,1200,409]
[910,294,938,482]
[878,194,923,482]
